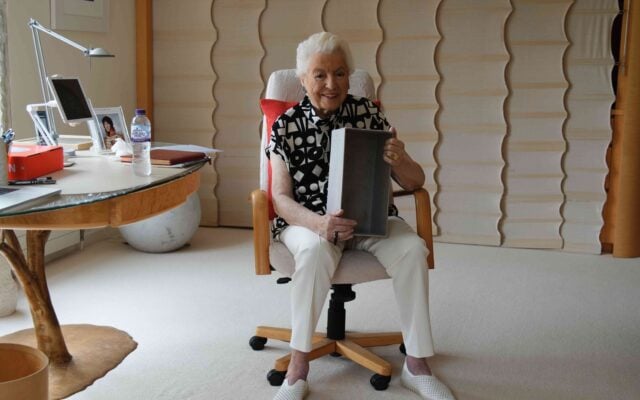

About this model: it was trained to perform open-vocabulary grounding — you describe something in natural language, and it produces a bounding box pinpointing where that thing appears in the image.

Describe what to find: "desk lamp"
[28,18,114,145]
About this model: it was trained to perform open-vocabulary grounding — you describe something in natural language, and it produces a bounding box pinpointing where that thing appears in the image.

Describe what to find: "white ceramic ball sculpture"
[119,192,201,253]
[0,264,17,317]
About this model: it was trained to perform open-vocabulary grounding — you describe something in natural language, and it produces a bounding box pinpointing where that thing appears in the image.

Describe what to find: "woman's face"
[103,121,112,132]
[300,50,349,118]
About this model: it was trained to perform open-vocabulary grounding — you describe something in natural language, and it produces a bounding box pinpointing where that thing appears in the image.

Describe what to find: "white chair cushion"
[270,242,390,285]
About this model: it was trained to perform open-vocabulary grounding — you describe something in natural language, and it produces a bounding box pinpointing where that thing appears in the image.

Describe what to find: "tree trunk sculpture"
[0,229,71,363]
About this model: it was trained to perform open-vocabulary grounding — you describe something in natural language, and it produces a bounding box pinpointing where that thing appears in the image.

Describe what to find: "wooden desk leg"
[0,229,72,363]
[1,229,138,399]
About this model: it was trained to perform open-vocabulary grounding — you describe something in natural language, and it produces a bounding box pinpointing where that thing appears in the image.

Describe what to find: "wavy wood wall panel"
[377,0,441,233]
[212,0,266,226]
[323,0,383,91]
[501,0,572,249]
[561,0,617,253]
[260,0,325,82]
[153,0,619,245]
[154,0,218,225]
[435,0,511,245]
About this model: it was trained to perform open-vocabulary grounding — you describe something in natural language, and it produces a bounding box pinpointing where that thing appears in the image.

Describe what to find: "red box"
[8,144,64,181]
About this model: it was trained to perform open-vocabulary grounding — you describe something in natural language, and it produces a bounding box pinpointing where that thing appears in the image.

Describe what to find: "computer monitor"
[46,76,93,125]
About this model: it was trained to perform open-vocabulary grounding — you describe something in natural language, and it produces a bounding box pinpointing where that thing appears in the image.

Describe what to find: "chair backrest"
[259,69,376,214]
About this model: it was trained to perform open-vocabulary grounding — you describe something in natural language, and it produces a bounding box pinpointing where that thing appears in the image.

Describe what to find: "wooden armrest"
[392,190,414,198]
[251,189,272,275]
[393,188,435,269]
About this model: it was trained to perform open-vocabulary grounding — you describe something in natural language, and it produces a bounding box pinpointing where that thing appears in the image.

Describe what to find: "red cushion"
[260,99,298,220]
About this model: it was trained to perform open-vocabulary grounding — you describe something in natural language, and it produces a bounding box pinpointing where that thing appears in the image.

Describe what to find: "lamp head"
[87,47,115,57]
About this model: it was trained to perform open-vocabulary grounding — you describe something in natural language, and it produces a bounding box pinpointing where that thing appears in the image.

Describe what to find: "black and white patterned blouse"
[266,94,391,238]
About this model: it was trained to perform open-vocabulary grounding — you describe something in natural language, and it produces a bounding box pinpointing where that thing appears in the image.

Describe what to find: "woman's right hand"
[271,155,356,242]
[318,210,357,243]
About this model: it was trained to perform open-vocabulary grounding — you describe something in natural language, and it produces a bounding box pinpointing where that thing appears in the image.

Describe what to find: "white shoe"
[401,362,455,400]
[273,379,308,400]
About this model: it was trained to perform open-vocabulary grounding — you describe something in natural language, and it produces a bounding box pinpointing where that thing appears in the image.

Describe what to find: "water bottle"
[130,109,151,176]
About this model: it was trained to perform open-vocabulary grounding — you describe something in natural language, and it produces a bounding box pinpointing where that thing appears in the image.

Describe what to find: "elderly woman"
[267,32,455,400]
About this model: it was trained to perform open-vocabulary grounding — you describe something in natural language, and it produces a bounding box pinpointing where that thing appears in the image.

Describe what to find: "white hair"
[295,32,354,77]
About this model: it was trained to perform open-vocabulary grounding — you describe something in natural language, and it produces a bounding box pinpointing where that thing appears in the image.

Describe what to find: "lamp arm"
[29,19,58,141]
[29,19,90,55]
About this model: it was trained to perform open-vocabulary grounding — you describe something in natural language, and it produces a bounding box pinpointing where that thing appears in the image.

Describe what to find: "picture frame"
[34,110,52,145]
[52,0,109,32]
[90,107,130,152]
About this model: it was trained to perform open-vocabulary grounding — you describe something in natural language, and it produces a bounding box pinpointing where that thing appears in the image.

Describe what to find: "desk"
[0,152,205,399]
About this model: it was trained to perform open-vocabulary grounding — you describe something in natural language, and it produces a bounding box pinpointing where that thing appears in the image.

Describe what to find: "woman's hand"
[317,209,357,243]
[384,126,426,190]
[272,155,356,242]
[383,127,408,167]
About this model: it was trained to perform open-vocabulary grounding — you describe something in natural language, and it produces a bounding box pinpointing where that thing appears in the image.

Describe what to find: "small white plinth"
[119,193,201,253]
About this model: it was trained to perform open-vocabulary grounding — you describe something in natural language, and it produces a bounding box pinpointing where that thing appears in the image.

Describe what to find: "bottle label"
[131,126,150,143]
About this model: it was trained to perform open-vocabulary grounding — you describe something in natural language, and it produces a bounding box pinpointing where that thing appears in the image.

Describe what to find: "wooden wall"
[153,0,218,225]
[436,0,510,246]
[502,0,571,249]
[152,0,628,254]
[563,0,618,253]
[378,0,440,234]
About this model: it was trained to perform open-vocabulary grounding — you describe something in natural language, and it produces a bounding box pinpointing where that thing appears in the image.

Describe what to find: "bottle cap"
[135,108,146,115]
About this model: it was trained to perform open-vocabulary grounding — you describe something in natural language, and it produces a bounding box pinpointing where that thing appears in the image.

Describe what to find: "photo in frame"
[52,0,109,32]
[90,107,130,151]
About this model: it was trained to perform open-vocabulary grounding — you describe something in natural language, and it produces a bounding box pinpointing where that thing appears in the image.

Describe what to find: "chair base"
[254,326,403,377]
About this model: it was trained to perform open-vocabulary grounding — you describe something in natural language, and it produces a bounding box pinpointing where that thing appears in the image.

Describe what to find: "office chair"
[250,69,435,391]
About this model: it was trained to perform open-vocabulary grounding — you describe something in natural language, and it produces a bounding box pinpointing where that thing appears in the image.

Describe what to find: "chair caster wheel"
[330,351,342,357]
[370,373,391,390]
[267,369,286,386]
[399,343,406,355]
[249,336,267,350]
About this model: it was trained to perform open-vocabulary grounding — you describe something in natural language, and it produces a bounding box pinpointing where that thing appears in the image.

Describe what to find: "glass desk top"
[0,150,207,218]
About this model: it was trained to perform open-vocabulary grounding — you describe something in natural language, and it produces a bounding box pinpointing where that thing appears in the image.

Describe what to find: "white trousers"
[279,217,435,358]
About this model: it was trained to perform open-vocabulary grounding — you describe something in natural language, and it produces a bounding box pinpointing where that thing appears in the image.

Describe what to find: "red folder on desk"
[120,149,207,165]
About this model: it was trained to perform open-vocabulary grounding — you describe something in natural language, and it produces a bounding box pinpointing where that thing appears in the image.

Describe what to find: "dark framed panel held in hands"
[327,128,392,236]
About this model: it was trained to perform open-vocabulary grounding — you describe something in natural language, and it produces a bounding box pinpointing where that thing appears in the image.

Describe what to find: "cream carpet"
[1,227,639,400]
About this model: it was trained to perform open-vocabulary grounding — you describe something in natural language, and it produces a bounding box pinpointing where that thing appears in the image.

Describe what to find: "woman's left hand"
[383,127,407,167]
[382,126,425,190]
